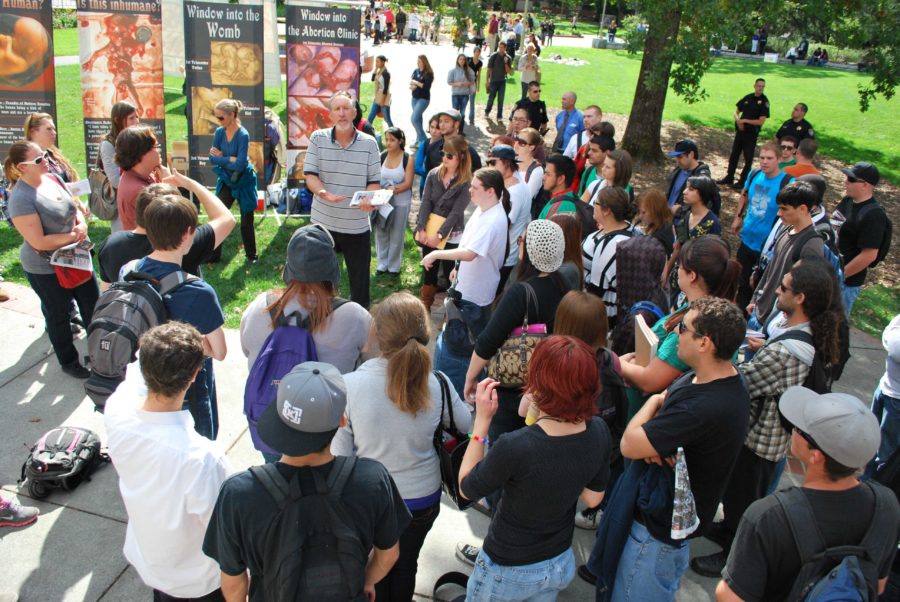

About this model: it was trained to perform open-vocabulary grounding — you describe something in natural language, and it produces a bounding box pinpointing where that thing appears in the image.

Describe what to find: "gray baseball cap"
[257,362,347,457]
[779,386,880,468]
[282,224,340,287]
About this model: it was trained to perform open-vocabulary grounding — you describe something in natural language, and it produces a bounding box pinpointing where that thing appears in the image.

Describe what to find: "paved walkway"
[6,33,890,601]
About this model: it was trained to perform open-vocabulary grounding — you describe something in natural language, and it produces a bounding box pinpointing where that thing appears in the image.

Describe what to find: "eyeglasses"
[486,159,497,166]
[794,427,819,450]
[676,319,699,337]
[514,137,530,145]
[512,117,528,123]
[778,283,794,293]
[18,151,48,166]
[215,115,226,122]
[442,152,456,160]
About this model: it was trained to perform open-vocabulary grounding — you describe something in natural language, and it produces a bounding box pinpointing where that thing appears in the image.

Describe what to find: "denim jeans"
[467,547,576,602]
[451,94,469,117]
[183,360,218,440]
[841,284,861,317]
[611,521,689,602]
[410,97,430,145]
[433,330,471,400]
[865,386,900,477]
[485,80,506,118]
[375,500,440,601]
[368,102,393,127]
[26,271,99,366]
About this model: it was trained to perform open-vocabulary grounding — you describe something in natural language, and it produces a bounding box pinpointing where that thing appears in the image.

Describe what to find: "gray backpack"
[84,270,197,411]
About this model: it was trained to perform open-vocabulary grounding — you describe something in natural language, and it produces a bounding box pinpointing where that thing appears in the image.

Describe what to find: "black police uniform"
[723,92,770,186]
[512,97,549,131]
[775,118,814,143]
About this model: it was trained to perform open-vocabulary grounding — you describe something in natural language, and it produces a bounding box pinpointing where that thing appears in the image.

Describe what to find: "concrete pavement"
[5,33,891,602]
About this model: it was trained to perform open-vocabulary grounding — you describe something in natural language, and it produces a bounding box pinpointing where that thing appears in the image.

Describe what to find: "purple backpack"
[243,299,348,455]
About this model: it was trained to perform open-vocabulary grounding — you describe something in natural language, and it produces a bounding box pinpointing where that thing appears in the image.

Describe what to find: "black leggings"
[211,184,256,261]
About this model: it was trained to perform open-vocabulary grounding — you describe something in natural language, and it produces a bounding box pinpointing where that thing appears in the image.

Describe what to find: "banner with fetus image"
[78,3,166,168]
[184,1,265,188]
[286,3,360,187]
[0,2,56,158]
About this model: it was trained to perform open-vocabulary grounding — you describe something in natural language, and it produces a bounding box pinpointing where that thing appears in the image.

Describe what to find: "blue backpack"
[243,299,347,455]
[790,228,845,289]
[776,481,895,602]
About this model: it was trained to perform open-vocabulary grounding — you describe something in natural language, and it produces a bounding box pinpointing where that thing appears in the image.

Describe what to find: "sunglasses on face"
[514,138,530,145]
[215,115,226,121]
[486,159,497,166]
[443,152,456,160]
[781,145,796,151]
[846,176,859,184]
[18,151,48,166]
[778,283,794,293]
[675,319,699,336]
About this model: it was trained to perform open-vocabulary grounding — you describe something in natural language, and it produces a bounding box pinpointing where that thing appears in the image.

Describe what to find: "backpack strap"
[769,329,814,347]
[250,463,292,508]
[158,270,198,295]
[857,481,895,554]
[790,228,824,264]
[774,488,827,565]
[299,298,349,331]
[433,370,456,433]
[325,455,357,499]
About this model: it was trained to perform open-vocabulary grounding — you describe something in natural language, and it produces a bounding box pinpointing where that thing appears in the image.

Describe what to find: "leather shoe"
[703,522,732,549]
[61,361,90,379]
[716,177,733,186]
[690,551,728,578]
[577,564,597,585]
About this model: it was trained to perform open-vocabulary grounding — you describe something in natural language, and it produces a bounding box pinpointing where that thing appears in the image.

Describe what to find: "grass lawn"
[495,48,898,183]
[53,27,79,57]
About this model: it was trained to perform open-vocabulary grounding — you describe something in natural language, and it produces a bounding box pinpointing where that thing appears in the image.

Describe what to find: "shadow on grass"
[705,57,855,80]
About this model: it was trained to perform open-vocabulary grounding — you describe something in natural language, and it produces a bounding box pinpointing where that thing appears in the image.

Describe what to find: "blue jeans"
[183,359,218,441]
[841,284,861,317]
[368,102,393,127]
[865,386,900,477]
[411,97,429,144]
[452,93,469,117]
[467,547,576,602]
[485,80,506,118]
[766,457,787,495]
[433,330,471,400]
[611,521,689,602]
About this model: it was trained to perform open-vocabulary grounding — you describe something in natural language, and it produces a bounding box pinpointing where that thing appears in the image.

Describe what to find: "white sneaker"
[575,507,602,530]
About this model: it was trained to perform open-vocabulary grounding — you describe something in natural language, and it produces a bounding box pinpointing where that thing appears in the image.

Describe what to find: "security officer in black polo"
[719,78,770,189]
[775,102,815,143]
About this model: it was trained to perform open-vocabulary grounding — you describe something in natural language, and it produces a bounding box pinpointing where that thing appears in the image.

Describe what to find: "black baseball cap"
[667,139,699,158]
[841,161,879,186]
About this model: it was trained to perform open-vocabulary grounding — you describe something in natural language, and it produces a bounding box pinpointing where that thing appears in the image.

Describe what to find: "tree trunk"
[621,8,682,163]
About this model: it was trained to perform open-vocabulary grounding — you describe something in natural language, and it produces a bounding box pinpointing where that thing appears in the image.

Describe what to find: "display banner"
[184,0,265,188]
[0,1,56,158]
[285,3,360,188]
[77,0,166,167]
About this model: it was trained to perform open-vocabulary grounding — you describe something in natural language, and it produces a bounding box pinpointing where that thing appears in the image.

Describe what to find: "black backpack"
[775,482,895,602]
[855,203,892,268]
[249,456,369,602]
[769,329,832,394]
[19,427,110,499]
[85,270,197,412]
[596,348,628,462]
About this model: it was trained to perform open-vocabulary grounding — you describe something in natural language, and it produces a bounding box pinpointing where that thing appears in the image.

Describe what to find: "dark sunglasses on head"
[514,137,529,145]
[442,152,456,159]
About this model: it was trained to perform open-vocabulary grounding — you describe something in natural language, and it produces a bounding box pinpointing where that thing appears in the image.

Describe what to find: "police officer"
[719,78,770,189]
[776,103,815,143]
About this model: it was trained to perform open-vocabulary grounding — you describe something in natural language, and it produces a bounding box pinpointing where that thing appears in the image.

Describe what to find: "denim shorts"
[466,547,576,602]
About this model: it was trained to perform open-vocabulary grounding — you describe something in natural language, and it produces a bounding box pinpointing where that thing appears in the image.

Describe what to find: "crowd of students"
[0,23,897,602]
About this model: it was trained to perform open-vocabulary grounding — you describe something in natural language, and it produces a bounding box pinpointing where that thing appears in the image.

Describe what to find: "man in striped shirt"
[304,92,381,308]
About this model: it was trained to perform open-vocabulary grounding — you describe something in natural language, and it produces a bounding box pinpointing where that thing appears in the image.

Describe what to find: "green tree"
[620,0,898,162]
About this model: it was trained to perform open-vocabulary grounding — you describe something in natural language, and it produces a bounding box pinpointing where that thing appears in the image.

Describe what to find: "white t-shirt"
[585,177,609,205]
[581,224,637,318]
[563,130,588,159]
[104,361,234,598]
[456,202,508,306]
[518,162,544,201]
[505,176,532,267]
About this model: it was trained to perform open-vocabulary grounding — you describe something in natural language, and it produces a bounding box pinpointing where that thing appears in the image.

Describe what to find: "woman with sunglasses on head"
[414,134,472,311]
[207,98,257,264]
[514,127,544,202]
[3,141,99,378]
[424,168,511,398]
[332,292,472,602]
[661,175,721,305]
[99,102,139,231]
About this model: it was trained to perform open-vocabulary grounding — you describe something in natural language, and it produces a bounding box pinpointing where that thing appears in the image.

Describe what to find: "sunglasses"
[514,137,530,145]
[486,159,498,166]
[18,151,48,166]
[215,115,226,121]
[846,176,860,184]
[781,145,796,151]
[675,319,699,337]
[778,282,794,293]
[442,152,456,159]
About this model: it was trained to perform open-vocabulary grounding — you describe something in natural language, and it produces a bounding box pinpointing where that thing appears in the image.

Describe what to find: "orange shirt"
[783,163,820,178]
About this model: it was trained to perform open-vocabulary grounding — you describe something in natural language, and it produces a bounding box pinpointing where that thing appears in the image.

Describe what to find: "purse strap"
[519,281,539,331]
[433,370,457,434]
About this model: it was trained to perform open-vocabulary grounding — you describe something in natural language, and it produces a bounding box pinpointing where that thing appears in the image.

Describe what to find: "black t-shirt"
[775,118,814,142]
[97,224,216,283]
[833,196,887,287]
[461,419,611,565]
[467,57,483,77]
[487,51,510,83]
[735,93,771,134]
[723,484,900,602]
[513,97,549,129]
[641,371,750,541]
[202,457,410,602]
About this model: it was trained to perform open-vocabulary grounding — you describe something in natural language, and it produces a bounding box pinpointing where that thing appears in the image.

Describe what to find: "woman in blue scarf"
[208,98,257,263]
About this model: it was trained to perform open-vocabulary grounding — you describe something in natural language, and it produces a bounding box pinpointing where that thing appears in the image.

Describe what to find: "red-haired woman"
[456,336,612,600]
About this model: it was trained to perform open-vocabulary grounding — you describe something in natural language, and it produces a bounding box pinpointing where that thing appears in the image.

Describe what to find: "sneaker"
[456,542,481,566]
[690,551,728,578]
[575,506,602,530]
[61,360,90,379]
[0,498,39,528]
[716,176,734,186]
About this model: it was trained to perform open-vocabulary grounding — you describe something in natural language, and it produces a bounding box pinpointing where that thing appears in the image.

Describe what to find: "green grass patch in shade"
[851,284,899,340]
[531,48,898,183]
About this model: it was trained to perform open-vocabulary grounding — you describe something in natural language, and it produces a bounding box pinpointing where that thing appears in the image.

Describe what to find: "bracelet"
[469,433,490,445]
